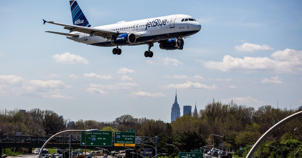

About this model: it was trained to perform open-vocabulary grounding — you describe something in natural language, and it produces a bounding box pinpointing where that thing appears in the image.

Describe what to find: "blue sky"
[0,0,301,122]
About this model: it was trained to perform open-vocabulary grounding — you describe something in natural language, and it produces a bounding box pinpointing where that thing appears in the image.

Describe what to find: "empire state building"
[171,92,180,122]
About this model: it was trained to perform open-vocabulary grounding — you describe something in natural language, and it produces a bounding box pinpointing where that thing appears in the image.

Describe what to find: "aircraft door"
[169,18,176,29]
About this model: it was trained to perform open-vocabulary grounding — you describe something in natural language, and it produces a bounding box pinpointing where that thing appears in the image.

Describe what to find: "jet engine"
[114,33,137,45]
[159,39,184,50]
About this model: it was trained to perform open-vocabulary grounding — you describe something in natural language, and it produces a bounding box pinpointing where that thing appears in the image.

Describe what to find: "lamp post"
[38,129,98,158]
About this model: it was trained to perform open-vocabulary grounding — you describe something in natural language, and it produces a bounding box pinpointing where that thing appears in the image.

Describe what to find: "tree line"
[0,102,301,157]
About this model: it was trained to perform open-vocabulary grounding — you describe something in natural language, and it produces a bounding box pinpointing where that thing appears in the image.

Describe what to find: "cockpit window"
[181,18,196,22]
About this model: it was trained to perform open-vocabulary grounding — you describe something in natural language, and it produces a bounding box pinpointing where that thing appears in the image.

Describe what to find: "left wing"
[45,31,79,37]
[43,19,117,39]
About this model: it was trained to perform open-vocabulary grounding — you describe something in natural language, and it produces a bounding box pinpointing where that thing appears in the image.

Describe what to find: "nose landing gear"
[177,38,184,50]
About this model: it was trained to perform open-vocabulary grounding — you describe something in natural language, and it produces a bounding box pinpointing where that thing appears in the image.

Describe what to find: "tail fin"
[69,0,91,27]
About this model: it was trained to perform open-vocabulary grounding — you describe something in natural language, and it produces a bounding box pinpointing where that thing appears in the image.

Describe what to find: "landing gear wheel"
[112,48,122,55]
[117,48,122,55]
[144,51,153,58]
[144,43,154,58]
[144,51,149,57]
[149,51,153,57]
[177,39,184,50]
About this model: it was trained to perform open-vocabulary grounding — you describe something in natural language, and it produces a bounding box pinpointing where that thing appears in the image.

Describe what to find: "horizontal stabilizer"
[45,31,79,37]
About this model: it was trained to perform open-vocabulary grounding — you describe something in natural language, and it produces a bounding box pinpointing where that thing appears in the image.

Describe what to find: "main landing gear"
[112,47,122,55]
[144,43,154,58]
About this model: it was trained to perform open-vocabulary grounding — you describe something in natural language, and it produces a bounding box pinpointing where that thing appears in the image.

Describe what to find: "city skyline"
[0,0,301,122]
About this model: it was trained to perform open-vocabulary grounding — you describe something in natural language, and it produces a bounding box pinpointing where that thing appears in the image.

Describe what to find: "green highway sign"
[179,152,203,158]
[80,131,112,147]
[114,131,136,145]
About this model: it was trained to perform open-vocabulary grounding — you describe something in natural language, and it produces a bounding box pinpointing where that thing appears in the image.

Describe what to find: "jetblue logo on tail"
[75,19,84,25]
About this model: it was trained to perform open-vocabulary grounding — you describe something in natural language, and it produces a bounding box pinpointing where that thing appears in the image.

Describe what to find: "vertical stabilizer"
[69,0,91,27]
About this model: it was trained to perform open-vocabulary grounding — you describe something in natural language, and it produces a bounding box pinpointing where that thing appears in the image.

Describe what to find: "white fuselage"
[69,14,201,47]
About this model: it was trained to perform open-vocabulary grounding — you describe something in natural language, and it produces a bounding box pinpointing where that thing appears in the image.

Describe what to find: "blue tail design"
[69,0,91,27]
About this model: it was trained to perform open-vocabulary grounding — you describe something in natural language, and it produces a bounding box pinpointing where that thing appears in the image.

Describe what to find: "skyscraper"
[193,105,198,117]
[171,92,180,122]
[183,105,192,116]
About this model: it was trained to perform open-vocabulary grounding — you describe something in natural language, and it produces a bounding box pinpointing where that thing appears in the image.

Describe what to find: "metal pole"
[155,136,158,158]
[85,133,87,158]
[69,134,72,158]
[246,111,302,158]
[38,129,98,158]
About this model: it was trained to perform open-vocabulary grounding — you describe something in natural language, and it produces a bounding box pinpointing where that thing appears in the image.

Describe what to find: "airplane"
[43,0,201,58]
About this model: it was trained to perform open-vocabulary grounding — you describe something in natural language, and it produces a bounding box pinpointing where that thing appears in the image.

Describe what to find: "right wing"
[43,19,117,39]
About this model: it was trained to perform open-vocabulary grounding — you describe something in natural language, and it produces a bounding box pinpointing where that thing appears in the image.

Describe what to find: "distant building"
[193,105,198,117]
[183,105,192,116]
[19,109,26,113]
[171,92,180,122]
[299,106,302,111]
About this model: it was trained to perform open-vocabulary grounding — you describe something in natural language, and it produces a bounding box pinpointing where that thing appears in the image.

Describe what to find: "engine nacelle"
[159,39,184,50]
[114,33,136,45]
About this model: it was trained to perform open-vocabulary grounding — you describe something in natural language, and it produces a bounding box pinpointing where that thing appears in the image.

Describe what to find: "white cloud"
[69,74,78,79]
[27,80,67,89]
[53,52,88,64]
[146,57,182,66]
[193,75,204,80]
[0,75,24,96]
[261,76,283,84]
[121,75,133,81]
[84,73,112,80]
[87,82,137,95]
[24,80,70,99]
[87,84,106,95]
[204,48,302,73]
[235,42,272,52]
[229,85,237,89]
[162,57,182,66]
[166,75,204,80]
[133,91,165,97]
[223,96,263,106]
[117,68,135,74]
[0,75,70,99]
[166,75,188,80]
[215,78,232,82]
[0,75,23,85]
[167,81,216,90]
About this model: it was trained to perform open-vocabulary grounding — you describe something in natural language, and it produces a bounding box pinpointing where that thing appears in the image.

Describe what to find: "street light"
[38,129,99,158]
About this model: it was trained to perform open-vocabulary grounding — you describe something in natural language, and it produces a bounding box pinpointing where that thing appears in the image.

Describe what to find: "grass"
[3,148,23,156]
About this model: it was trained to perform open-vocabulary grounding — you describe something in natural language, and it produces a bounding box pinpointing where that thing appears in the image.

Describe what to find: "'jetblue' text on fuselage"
[145,19,168,30]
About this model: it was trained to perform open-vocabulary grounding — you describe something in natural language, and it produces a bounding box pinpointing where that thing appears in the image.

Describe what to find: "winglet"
[43,19,47,25]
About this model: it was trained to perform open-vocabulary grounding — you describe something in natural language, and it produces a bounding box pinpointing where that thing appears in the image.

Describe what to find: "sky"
[0,0,302,123]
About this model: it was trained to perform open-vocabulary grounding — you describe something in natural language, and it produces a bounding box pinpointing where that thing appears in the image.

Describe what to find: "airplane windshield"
[181,18,196,22]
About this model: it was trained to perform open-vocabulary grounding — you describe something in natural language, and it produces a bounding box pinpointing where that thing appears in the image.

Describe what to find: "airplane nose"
[194,23,201,31]
[197,24,201,31]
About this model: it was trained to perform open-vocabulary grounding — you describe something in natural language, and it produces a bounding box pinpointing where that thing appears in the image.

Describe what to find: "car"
[33,148,40,154]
